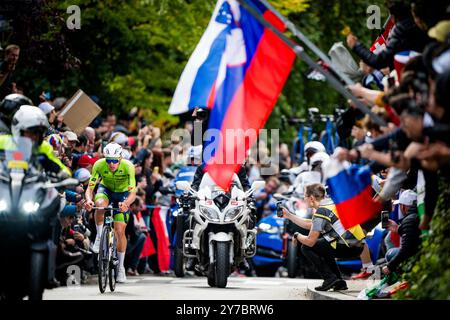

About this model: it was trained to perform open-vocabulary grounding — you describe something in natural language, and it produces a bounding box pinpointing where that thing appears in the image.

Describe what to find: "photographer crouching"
[280,183,366,291]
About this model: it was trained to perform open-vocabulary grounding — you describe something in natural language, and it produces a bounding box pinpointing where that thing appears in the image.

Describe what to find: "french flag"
[170,0,295,190]
[323,158,382,229]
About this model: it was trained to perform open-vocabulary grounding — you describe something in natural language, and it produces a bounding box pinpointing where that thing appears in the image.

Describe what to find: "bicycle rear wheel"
[98,227,110,293]
[108,232,118,292]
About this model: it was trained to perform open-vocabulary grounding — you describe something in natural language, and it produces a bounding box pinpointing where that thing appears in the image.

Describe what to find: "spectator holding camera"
[281,183,365,291]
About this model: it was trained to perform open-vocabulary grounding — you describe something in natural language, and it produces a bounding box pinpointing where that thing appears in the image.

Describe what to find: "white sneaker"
[117,267,127,283]
[92,236,101,254]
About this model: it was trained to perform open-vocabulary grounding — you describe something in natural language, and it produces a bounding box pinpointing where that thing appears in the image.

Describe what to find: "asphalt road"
[43,274,322,300]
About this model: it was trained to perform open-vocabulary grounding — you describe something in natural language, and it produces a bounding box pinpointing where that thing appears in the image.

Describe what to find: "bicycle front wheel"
[108,232,118,292]
[98,226,111,293]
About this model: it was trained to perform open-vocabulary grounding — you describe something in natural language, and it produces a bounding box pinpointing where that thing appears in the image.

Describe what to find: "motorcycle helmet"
[11,105,50,146]
[188,145,202,165]
[103,142,123,159]
[0,93,34,128]
[309,151,330,171]
[304,141,326,164]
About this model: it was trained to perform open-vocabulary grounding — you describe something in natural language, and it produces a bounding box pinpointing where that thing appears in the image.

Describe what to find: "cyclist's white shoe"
[92,236,101,254]
[117,267,127,283]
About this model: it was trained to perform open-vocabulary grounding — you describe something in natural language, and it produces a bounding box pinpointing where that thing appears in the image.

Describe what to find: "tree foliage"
[1,0,385,138]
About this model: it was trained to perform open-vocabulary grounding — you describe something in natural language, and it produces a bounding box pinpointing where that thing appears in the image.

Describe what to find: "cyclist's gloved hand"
[119,202,129,213]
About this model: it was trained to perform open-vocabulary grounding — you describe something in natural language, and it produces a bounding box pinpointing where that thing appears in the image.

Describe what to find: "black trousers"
[301,239,364,281]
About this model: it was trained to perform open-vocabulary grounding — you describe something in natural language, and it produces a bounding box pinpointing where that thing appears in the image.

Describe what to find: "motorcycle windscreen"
[198,172,242,193]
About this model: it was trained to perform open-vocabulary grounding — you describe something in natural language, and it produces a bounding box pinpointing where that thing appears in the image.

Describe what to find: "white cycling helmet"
[11,105,50,144]
[103,142,123,159]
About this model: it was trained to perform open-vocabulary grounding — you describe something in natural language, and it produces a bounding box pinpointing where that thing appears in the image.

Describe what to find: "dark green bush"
[394,180,450,300]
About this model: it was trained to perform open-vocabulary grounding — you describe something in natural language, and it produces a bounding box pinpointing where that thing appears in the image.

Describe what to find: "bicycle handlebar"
[91,206,121,211]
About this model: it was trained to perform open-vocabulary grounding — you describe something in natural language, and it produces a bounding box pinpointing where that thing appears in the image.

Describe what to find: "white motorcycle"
[176,174,264,288]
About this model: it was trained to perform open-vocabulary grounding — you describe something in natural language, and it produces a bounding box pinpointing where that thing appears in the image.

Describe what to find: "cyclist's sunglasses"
[106,158,119,164]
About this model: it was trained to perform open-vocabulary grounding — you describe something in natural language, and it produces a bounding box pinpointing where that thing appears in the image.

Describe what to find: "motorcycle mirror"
[176,181,191,191]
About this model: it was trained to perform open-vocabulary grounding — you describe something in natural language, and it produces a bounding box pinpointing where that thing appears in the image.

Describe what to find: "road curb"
[306,286,361,300]
[306,287,339,300]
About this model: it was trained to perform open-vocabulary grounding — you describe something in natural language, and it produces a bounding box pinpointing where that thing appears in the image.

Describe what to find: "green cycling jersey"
[88,158,136,193]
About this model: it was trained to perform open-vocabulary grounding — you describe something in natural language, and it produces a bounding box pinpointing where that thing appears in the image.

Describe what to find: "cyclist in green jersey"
[85,142,136,283]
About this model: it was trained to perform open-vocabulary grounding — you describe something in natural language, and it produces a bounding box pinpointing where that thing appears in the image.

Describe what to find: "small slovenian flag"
[370,16,395,54]
[323,158,382,229]
[394,51,420,81]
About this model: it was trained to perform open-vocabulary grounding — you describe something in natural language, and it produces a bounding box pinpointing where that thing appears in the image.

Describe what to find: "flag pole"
[258,0,355,86]
[237,0,386,127]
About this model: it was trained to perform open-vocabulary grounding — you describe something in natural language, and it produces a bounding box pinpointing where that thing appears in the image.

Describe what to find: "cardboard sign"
[59,89,102,135]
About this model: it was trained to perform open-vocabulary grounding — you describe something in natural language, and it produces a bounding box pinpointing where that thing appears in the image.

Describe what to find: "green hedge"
[394,179,450,300]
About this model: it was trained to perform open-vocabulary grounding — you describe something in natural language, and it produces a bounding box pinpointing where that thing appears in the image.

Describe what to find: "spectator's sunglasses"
[106,158,119,164]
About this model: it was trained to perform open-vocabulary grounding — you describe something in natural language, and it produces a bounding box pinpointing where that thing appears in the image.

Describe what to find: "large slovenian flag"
[169,0,295,190]
[323,158,383,229]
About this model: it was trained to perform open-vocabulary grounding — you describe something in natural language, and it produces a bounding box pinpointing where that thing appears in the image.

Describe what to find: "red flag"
[140,234,156,258]
[151,206,171,272]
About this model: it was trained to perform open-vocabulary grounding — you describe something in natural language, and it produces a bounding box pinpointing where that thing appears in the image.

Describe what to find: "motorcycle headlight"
[0,200,7,212]
[224,205,243,222]
[199,205,219,222]
[258,223,279,234]
[23,201,40,214]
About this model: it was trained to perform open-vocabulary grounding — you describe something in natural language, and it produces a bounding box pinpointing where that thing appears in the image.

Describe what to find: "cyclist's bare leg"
[114,222,127,252]
[94,198,109,228]
[92,198,109,252]
[114,221,127,274]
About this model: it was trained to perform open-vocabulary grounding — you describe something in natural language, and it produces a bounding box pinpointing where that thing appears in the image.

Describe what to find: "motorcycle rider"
[0,104,71,176]
[285,141,326,186]
[189,153,256,272]
[0,104,72,292]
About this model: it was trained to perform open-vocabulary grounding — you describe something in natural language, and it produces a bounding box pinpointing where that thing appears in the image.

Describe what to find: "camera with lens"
[276,202,286,218]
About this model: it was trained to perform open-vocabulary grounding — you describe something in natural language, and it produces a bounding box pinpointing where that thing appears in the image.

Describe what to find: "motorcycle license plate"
[7,160,28,170]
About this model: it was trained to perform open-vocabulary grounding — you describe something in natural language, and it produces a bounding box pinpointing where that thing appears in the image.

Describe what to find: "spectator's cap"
[110,131,128,146]
[64,131,79,142]
[78,154,96,168]
[393,190,417,206]
[38,102,55,115]
[74,168,91,183]
[428,20,450,43]
[432,49,450,75]
[60,205,77,218]
[128,136,136,147]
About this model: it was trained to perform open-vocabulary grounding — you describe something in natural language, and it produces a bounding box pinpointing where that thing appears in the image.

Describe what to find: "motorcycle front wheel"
[214,242,230,288]
[29,251,46,301]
